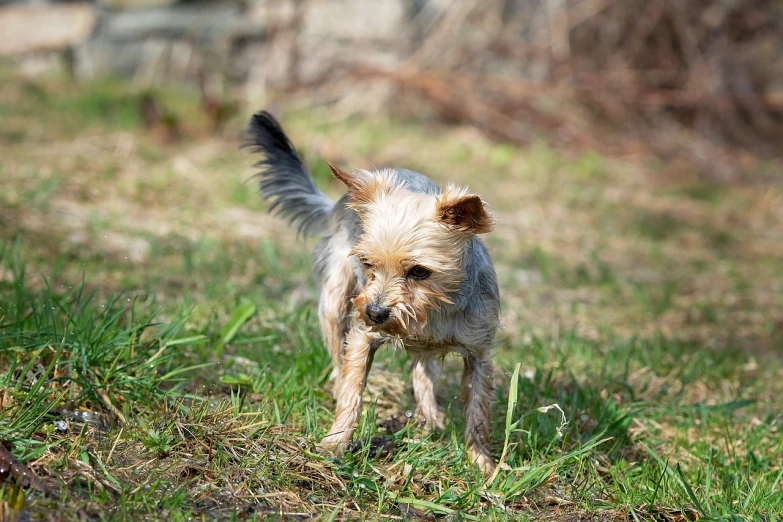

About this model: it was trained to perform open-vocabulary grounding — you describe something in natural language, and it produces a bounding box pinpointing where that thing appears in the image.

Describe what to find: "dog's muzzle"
[365,303,390,325]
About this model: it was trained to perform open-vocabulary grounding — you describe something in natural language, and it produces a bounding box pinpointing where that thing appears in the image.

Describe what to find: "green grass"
[0,70,782,520]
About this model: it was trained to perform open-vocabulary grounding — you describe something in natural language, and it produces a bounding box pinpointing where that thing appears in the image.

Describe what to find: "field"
[1,69,782,521]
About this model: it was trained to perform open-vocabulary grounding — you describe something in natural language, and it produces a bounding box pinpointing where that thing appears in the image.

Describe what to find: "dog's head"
[329,164,494,338]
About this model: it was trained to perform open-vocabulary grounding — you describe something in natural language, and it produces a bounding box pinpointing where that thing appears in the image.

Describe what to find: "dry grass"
[0,67,781,520]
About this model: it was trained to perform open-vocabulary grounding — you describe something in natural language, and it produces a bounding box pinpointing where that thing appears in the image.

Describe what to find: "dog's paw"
[317,433,348,456]
[469,448,497,475]
[315,445,335,458]
[424,415,446,433]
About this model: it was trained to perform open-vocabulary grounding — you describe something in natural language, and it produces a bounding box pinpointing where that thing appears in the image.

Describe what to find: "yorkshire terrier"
[244,111,500,472]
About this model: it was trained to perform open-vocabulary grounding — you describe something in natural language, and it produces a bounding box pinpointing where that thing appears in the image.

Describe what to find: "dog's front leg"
[462,351,496,473]
[319,325,380,452]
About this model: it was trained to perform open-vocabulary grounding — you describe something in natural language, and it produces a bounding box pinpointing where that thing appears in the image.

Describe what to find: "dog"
[244,111,500,472]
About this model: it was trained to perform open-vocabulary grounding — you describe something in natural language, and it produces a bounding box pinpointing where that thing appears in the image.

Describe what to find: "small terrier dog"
[244,111,500,472]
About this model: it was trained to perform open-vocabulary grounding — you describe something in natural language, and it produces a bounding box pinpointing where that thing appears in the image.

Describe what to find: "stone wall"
[1,0,416,98]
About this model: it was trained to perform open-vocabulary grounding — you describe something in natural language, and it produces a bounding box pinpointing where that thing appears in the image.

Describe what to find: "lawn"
[1,68,782,521]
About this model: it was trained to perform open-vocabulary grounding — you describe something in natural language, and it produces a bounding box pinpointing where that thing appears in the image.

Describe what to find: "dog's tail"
[243,111,334,236]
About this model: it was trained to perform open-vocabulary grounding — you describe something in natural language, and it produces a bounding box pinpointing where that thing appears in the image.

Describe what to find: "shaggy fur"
[244,111,501,472]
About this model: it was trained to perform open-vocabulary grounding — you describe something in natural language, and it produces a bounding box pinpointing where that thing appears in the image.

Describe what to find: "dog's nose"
[365,303,390,325]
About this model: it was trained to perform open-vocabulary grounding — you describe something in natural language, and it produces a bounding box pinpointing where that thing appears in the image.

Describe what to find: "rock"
[75,3,266,81]
[101,0,179,9]
[2,0,413,105]
[0,3,97,56]
[98,4,255,43]
[303,0,407,41]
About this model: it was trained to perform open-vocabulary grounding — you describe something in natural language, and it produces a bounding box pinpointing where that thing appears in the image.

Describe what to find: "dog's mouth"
[359,304,424,339]
[365,320,409,338]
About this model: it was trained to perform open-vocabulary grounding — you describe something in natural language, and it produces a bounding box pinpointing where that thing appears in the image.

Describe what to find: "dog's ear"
[327,162,365,189]
[436,192,494,235]
[327,162,389,210]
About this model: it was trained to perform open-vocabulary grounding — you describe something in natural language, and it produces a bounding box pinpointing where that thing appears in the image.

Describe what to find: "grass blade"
[215,302,256,356]
[676,464,707,517]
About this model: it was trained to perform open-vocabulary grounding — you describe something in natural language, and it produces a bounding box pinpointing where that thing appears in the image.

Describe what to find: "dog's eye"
[360,258,373,270]
[407,265,432,280]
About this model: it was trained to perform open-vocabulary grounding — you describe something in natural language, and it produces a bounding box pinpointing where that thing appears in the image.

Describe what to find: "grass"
[0,67,782,520]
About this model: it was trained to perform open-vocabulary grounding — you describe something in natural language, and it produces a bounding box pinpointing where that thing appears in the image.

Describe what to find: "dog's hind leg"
[411,356,445,431]
[461,351,496,473]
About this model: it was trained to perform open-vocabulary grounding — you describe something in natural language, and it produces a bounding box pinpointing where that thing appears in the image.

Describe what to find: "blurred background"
[2,0,782,180]
[1,1,782,517]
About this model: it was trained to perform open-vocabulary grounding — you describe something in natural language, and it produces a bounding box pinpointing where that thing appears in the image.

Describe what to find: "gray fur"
[393,168,443,195]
